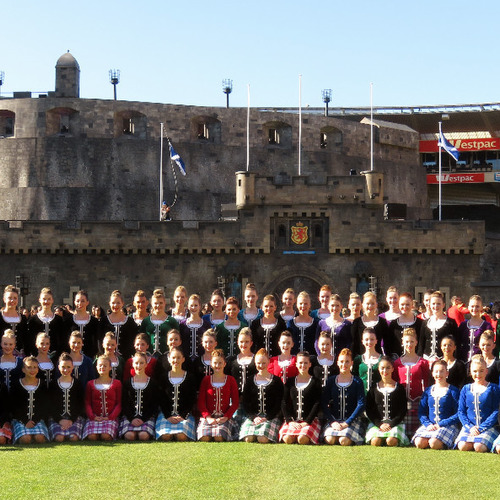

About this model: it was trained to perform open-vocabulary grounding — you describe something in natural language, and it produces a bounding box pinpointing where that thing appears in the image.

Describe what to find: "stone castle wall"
[0,97,429,221]
[0,239,486,309]
[0,201,485,306]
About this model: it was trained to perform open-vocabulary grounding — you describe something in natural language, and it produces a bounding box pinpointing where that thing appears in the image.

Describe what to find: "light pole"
[109,69,120,100]
[322,89,332,117]
[222,79,233,108]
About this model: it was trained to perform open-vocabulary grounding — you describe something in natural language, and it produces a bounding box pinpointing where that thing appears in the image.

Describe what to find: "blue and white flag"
[169,140,187,176]
[438,130,459,161]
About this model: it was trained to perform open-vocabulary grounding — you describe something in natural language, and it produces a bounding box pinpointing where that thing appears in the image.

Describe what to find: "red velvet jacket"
[197,375,239,419]
[85,379,122,420]
[268,356,298,384]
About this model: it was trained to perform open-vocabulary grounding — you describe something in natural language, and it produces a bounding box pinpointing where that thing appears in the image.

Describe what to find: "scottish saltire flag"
[169,141,187,176]
[438,130,459,161]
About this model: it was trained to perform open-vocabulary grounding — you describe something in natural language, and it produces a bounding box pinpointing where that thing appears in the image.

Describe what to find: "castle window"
[313,223,323,246]
[263,121,292,149]
[197,123,209,140]
[123,118,135,135]
[278,224,287,247]
[60,115,70,134]
[191,116,221,143]
[46,107,79,136]
[114,111,147,139]
[0,110,15,137]
[269,128,280,145]
[320,126,342,151]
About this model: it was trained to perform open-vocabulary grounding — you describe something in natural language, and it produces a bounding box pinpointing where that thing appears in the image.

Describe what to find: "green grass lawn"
[1,442,497,499]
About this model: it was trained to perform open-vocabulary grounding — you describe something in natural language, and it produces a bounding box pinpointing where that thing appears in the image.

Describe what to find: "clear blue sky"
[2,0,499,109]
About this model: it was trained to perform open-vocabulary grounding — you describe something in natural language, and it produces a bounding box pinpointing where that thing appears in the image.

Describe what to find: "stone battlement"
[236,171,384,209]
[0,215,484,256]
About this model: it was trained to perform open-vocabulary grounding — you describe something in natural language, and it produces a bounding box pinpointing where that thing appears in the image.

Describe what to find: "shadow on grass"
[7,438,169,450]
[2,437,210,451]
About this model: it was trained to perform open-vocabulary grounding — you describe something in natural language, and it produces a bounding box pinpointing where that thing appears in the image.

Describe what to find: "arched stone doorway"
[264,271,327,310]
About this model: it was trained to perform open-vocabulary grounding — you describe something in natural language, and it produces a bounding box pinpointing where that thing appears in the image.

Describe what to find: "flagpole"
[438,121,442,222]
[246,84,250,171]
[159,122,164,221]
[370,82,374,172]
[298,74,302,176]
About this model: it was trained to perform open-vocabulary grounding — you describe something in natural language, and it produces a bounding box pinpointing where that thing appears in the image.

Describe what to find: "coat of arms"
[290,222,308,245]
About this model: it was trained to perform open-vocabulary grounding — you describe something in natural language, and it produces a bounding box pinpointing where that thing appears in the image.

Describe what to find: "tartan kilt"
[12,419,49,443]
[323,418,366,445]
[82,419,119,439]
[412,424,460,449]
[118,416,156,438]
[365,423,410,446]
[197,417,237,441]
[455,426,499,450]
[490,432,500,453]
[404,398,421,439]
[48,417,85,440]
[231,407,246,440]
[155,412,196,441]
[232,407,247,426]
[279,417,321,445]
[239,417,281,442]
[0,422,12,442]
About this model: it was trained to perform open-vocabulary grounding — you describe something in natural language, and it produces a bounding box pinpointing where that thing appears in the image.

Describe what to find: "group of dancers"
[0,282,500,452]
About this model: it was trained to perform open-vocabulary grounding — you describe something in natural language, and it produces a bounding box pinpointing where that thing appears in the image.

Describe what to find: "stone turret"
[361,170,384,207]
[236,171,256,209]
[55,51,80,98]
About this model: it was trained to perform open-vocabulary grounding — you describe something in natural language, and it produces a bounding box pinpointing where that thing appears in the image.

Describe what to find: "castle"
[0,52,491,307]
